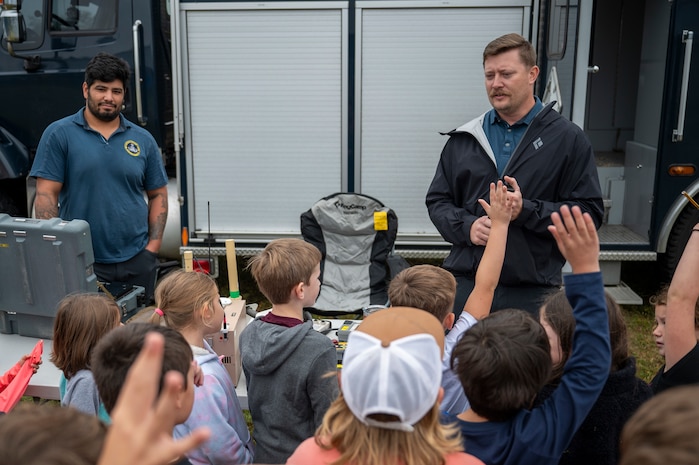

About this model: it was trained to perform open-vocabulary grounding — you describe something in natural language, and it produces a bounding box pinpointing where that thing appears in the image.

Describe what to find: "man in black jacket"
[426,33,603,318]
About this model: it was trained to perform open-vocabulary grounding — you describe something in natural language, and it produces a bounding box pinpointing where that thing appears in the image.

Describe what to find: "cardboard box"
[205,299,247,386]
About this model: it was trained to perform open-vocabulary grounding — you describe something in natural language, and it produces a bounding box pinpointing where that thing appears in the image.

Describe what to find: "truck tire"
[0,191,20,216]
[661,205,699,283]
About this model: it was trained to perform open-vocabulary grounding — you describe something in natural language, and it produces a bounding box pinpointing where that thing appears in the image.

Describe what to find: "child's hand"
[548,205,600,275]
[478,181,513,226]
[98,332,210,465]
[19,354,42,374]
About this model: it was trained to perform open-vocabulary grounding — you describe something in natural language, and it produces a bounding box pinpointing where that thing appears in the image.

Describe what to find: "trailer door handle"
[672,30,693,142]
[132,20,147,126]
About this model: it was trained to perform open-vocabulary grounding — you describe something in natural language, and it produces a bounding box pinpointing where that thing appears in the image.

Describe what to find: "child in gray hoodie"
[240,239,339,464]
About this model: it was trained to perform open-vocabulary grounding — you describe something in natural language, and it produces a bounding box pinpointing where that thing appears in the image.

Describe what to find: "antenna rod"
[207,201,212,275]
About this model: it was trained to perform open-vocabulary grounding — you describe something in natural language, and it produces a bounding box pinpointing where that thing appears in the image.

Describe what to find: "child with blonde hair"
[287,306,483,465]
[150,270,253,465]
[51,293,121,423]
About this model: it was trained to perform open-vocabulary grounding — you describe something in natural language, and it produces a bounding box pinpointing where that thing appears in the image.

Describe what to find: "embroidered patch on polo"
[124,140,141,156]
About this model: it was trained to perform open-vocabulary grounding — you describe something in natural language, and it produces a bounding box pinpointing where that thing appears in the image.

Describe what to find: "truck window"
[547,0,570,60]
[49,0,117,34]
[1,0,44,51]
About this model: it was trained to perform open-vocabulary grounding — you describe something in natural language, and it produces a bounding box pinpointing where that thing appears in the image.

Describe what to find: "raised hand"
[547,205,600,275]
[478,181,513,227]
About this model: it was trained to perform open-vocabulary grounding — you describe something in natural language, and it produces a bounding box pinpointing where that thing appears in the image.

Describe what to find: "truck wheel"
[0,191,20,216]
[661,205,699,283]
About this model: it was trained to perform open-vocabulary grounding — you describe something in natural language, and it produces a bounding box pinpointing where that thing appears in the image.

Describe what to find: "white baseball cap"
[341,307,444,432]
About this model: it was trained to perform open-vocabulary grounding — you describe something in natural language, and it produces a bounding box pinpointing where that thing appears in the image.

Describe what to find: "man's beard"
[86,98,120,122]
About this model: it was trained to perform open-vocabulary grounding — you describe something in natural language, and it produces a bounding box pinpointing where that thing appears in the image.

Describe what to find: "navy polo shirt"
[483,97,544,176]
[30,108,167,263]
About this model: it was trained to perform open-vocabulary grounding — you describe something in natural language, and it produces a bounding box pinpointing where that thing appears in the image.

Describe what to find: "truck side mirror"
[1,0,27,44]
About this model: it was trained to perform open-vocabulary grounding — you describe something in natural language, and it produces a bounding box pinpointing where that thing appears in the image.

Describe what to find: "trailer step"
[604,281,644,306]
[598,224,648,246]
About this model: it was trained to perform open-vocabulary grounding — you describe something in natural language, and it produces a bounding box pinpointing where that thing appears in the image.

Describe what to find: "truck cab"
[0,0,173,215]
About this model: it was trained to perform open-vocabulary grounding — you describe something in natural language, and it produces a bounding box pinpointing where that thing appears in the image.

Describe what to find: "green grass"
[622,305,663,382]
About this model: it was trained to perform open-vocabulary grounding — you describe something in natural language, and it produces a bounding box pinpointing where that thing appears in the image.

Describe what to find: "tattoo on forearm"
[148,194,168,240]
[35,193,59,219]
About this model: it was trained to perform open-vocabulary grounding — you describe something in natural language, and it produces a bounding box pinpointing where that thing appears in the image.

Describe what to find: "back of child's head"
[91,322,193,414]
[150,269,218,330]
[0,403,107,465]
[50,293,121,379]
[541,290,629,381]
[451,309,551,422]
[316,306,462,465]
[388,265,456,323]
[620,385,699,465]
[650,284,699,330]
[247,238,321,304]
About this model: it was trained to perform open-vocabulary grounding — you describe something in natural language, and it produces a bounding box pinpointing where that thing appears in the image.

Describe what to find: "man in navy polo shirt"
[31,52,168,303]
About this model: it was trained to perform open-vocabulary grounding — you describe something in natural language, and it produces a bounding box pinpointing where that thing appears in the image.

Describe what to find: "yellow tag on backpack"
[374,211,388,231]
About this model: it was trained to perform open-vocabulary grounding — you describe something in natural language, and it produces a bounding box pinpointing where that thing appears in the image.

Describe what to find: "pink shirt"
[287,437,485,465]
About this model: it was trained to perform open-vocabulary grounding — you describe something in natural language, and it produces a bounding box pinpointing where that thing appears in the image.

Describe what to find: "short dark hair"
[451,309,551,421]
[483,33,537,68]
[0,403,107,465]
[85,52,130,90]
[91,323,193,413]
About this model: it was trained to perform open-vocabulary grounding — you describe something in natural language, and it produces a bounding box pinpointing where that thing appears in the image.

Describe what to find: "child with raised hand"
[51,293,121,422]
[287,306,484,465]
[445,205,611,465]
[648,231,699,393]
[435,180,511,414]
[536,290,652,465]
[389,181,512,414]
[149,270,253,465]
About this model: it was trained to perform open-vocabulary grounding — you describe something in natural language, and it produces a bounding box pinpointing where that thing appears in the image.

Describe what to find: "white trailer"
[172,0,699,304]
